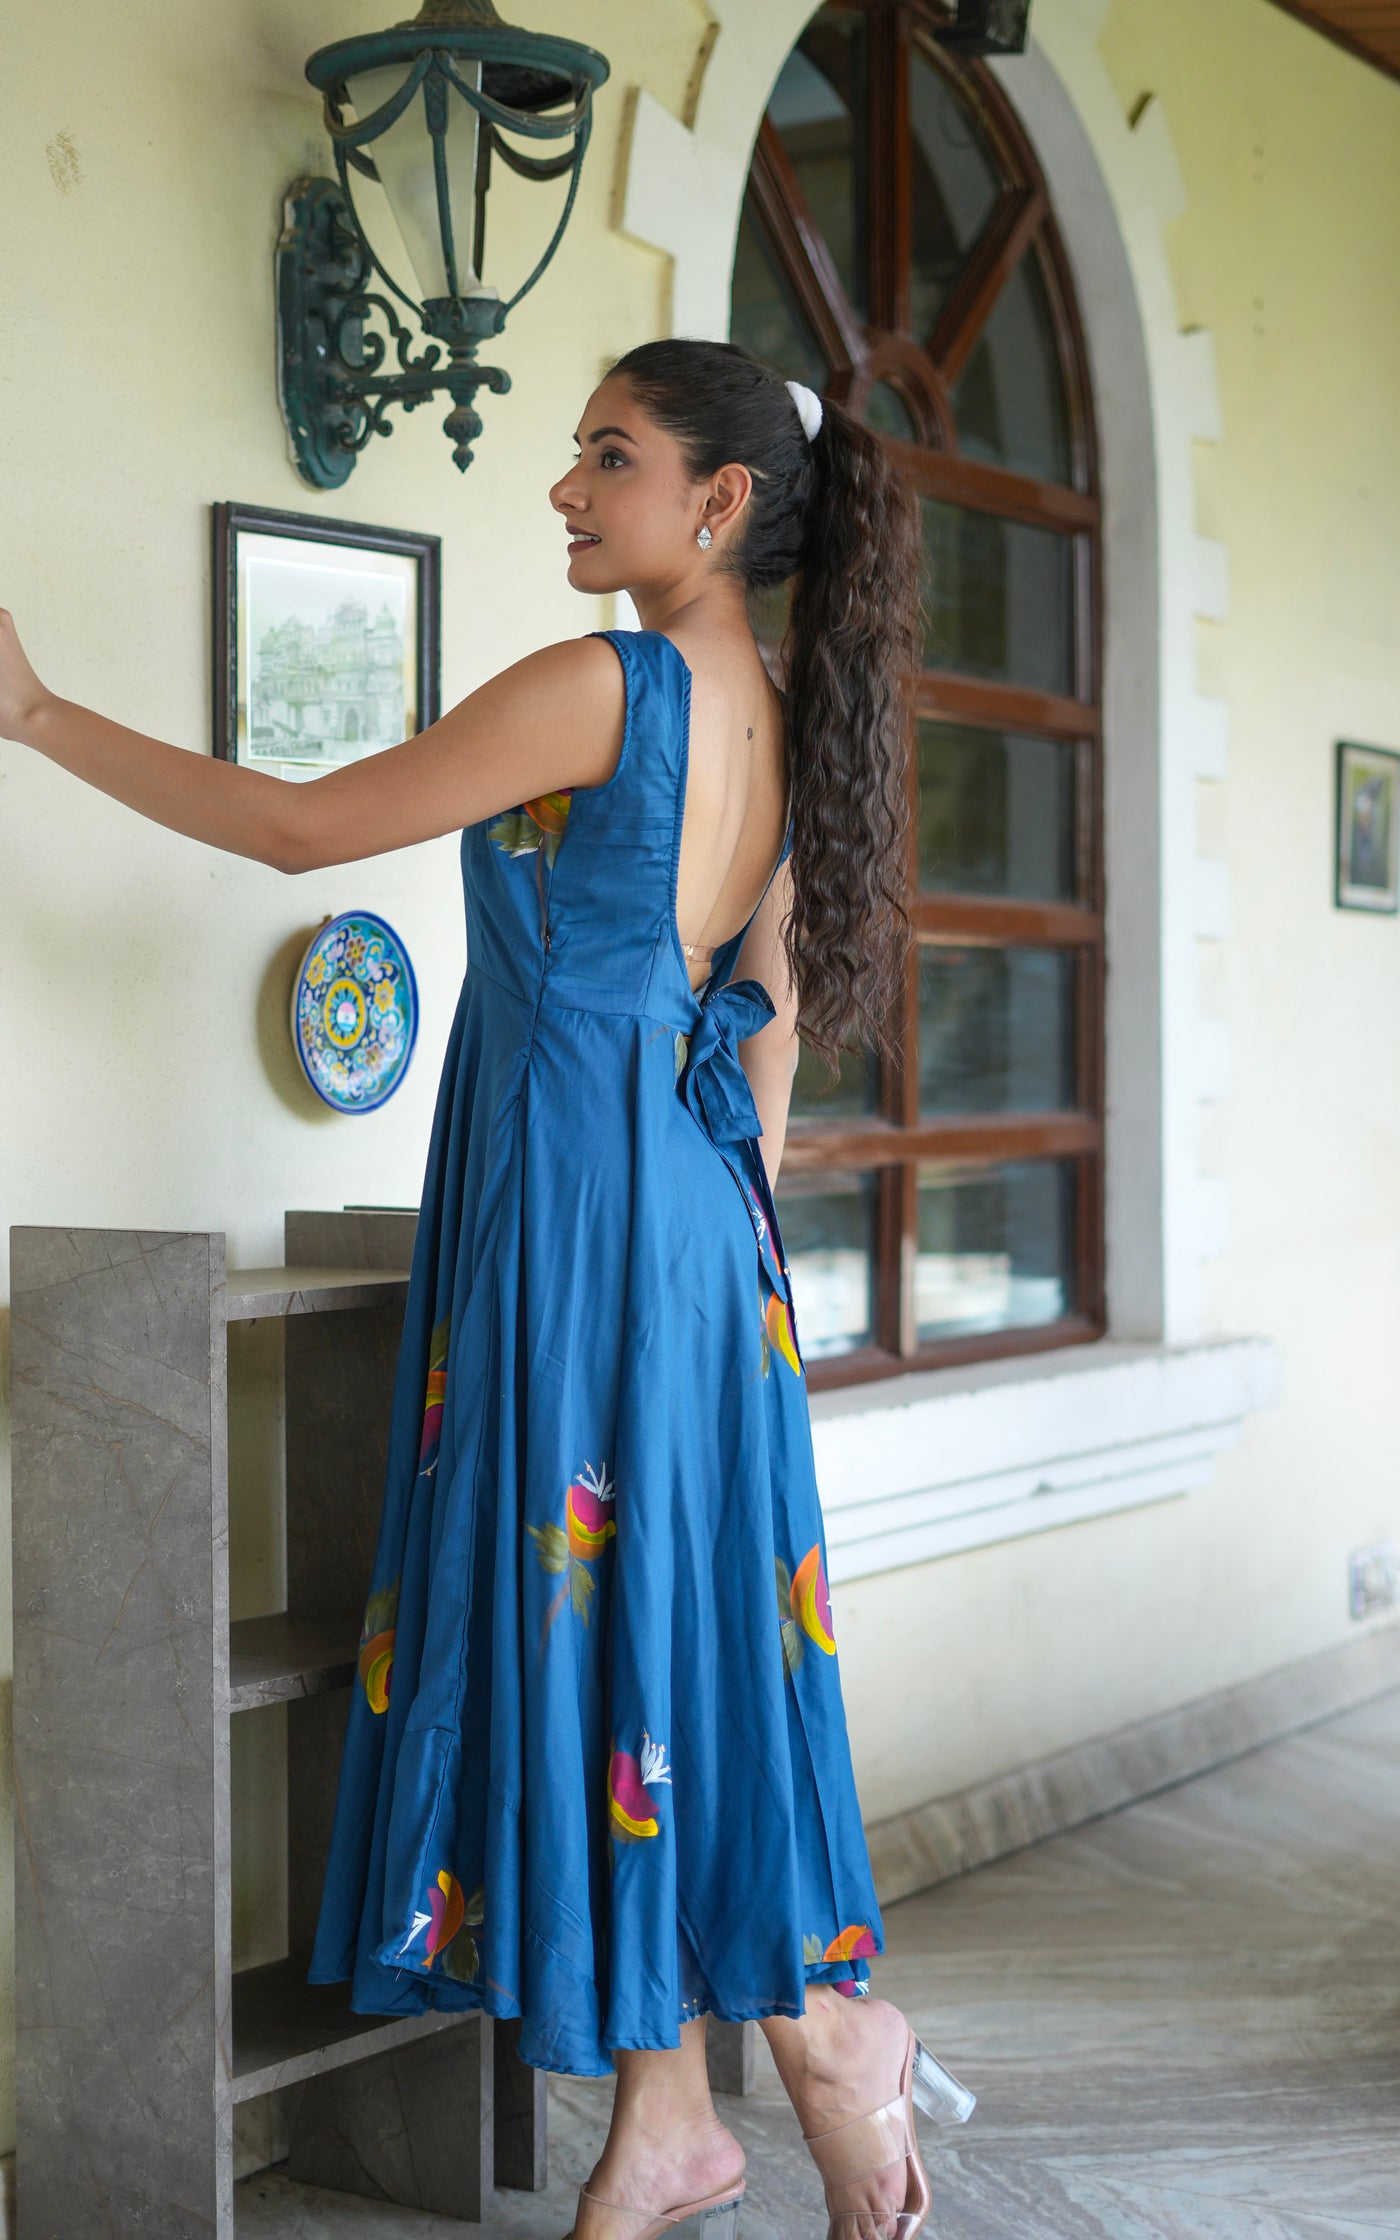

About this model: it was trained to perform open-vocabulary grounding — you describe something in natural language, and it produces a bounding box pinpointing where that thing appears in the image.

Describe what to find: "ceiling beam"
[1264,1,1400,86]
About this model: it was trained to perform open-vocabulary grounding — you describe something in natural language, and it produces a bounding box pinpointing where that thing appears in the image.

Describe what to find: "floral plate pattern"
[290,909,419,1113]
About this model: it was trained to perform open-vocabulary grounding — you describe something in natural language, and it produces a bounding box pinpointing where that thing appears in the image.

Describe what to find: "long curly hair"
[605,338,921,1082]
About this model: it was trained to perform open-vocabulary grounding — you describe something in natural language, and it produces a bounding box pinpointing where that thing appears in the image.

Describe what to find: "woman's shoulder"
[489,634,629,785]
[405,632,627,805]
[513,631,632,693]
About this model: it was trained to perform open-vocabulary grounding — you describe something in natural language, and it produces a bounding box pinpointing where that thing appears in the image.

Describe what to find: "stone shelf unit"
[10,1210,547,2237]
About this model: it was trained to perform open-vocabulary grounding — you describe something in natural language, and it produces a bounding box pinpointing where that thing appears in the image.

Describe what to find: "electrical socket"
[1349,1541,1399,1621]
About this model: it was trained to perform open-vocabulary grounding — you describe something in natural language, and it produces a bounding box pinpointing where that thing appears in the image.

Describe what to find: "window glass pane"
[730,191,827,391]
[775,1169,879,1359]
[769,11,868,322]
[791,1035,879,1120]
[865,379,918,441]
[921,497,1074,695]
[919,947,1075,1114]
[917,721,1075,899]
[953,250,1071,484]
[916,1159,1076,1338]
[908,45,1002,339]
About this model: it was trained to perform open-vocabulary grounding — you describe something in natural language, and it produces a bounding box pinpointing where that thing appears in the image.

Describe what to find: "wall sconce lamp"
[931,0,1032,55]
[277,0,609,486]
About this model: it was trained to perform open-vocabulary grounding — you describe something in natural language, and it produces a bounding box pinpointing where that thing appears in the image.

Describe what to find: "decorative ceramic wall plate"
[290,910,419,1112]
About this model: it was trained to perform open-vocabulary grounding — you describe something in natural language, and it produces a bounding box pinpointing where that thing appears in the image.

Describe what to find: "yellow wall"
[1,0,1398,2164]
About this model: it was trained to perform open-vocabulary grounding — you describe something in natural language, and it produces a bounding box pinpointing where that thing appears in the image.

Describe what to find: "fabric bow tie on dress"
[677,978,777,1147]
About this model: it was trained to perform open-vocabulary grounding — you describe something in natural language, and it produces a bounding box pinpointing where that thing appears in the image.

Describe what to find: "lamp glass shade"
[345,57,495,300]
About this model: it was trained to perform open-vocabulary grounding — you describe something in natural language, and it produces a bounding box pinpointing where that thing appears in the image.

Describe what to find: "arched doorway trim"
[620,0,1229,1354]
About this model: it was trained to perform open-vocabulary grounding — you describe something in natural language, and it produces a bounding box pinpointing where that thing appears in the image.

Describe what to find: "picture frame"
[1334,739,1400,914]
[212,501,440,780]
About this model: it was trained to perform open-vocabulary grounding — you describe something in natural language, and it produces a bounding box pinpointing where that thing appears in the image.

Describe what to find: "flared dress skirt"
[309,625,885,2076]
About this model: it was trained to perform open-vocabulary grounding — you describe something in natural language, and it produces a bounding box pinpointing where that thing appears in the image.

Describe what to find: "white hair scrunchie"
[784,378,824,443]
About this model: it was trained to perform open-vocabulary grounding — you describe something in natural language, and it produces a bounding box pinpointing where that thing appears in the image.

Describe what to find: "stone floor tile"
[234,1686,1400,2237]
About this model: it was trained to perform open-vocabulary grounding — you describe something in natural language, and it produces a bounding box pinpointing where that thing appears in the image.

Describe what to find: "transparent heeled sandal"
[910,2038,977,2128]
[569,2180,744,2240]
[801,2027,976,2240]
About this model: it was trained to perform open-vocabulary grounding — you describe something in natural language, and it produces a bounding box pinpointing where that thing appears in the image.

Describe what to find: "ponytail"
[784,395,920,1081]
[604,340,921,1082]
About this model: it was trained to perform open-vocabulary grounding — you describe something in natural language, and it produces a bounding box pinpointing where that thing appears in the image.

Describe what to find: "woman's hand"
[0,609,52,745]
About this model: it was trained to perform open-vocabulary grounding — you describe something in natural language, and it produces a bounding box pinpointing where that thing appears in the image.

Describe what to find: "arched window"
[732,0,1103,1387]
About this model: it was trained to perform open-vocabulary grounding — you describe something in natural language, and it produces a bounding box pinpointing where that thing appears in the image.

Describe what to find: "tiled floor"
[238,1687,1400,2238]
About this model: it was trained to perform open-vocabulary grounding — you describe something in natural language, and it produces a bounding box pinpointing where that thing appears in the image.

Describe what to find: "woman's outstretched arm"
[0,609,625,872]
[732,861,801,1191]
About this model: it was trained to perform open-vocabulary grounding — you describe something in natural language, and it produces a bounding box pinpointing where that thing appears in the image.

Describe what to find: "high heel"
[801,2023,974,2240]
[910,2038,976,2127]
[842,1985,976,2128]
[570,2179,744,2239]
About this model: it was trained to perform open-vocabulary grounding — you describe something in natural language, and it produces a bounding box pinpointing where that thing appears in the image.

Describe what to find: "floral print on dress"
[759,1267,801,1380]
[420,1313,451,1474]
[743,1176,791,1300]
[607,1729,672,1844]
[803,1923,876,1963]
[441,1877,487,1982]
[775,1543,835,1677]
[358,1575,400,1713]
[489,791,573,866]
[526,1457,616,1651]
[396,1870,486,1979]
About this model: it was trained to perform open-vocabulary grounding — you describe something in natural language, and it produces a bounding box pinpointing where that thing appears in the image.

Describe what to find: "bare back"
[664,629,790,996]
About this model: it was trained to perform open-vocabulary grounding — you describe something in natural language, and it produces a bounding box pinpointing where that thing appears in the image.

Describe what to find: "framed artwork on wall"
[212,501,440,781]
[1335,740,1400,913]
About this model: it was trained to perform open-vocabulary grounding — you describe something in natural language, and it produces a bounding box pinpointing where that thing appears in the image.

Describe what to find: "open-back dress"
[309,625,886,2076]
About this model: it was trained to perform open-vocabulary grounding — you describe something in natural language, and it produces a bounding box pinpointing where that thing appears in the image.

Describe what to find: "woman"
[0,338,968,2240]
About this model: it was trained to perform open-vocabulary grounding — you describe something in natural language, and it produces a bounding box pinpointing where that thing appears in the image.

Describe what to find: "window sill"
[807,1337,1282,1584]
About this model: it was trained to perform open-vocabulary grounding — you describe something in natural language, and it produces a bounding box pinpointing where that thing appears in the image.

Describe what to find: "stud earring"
[696,525,713,549]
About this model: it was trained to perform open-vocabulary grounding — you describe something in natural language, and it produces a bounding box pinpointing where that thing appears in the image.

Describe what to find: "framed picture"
[1335,740,1400,913]
[212,502,440,780]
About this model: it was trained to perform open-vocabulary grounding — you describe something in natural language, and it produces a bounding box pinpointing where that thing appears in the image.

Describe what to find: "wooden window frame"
[745,0,1106,1391]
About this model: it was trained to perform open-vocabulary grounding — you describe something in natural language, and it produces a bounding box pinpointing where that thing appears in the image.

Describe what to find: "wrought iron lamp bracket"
[276,174,511,486]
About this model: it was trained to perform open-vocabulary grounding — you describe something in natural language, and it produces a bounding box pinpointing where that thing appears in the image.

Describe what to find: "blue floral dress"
[309,626,885,2076]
